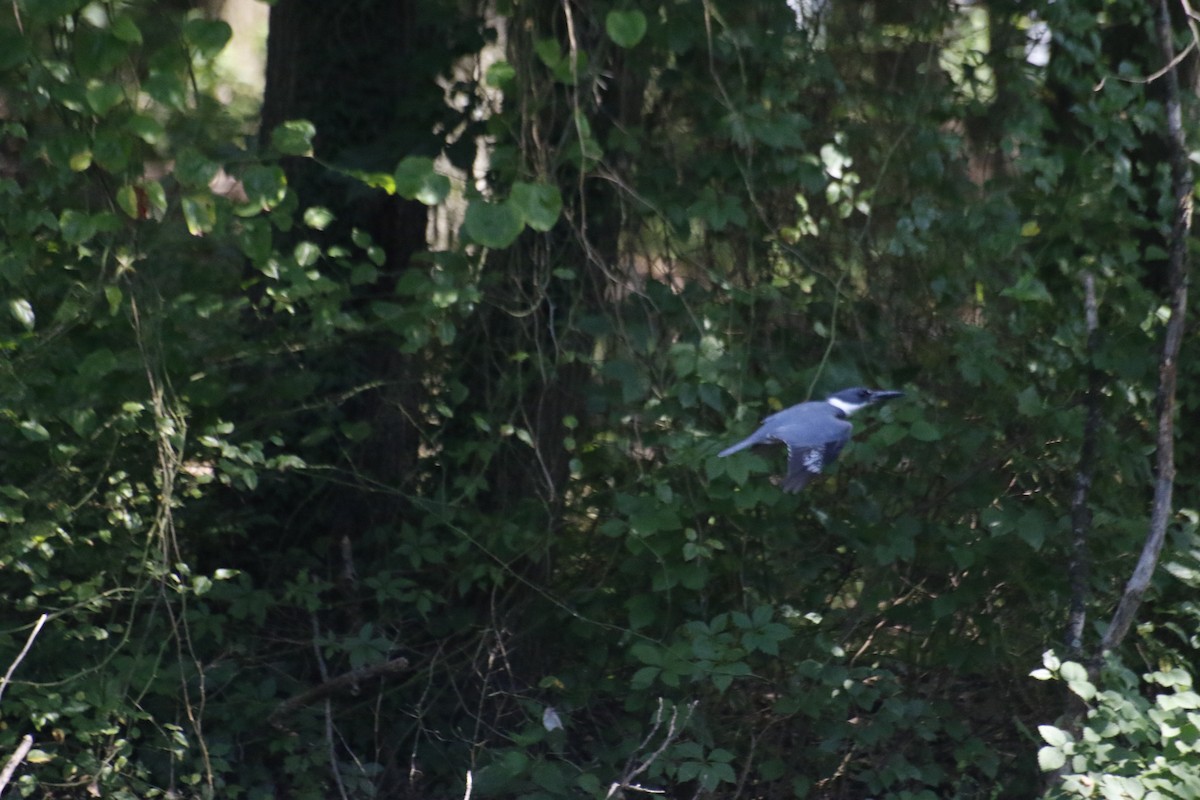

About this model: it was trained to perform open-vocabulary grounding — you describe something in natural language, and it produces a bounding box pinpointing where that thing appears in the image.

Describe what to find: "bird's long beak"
[869,389,904,402]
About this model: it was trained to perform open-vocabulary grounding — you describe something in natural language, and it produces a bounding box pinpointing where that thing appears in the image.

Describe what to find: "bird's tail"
[717,436,757,458]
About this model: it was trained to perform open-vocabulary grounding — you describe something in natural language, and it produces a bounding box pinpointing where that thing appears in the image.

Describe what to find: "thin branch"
[606,699,697,799]
[0,734,33,796]
[0,614,47,707]
[1101,0,1192,654]
[1066,274,1101,656]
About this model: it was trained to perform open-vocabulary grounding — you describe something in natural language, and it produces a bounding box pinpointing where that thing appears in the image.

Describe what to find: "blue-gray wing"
[768,413,853,493]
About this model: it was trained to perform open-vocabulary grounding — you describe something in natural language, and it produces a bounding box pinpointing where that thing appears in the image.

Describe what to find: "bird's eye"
[858,389,870,399]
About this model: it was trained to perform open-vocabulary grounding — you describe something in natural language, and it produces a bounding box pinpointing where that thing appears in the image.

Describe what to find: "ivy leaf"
[462,200,523,248]
[183,19,232,59]
[509,182,562,232]
[606,10,648,48]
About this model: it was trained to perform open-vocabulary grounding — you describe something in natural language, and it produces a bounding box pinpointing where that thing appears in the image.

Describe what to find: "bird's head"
[825,386,904,415]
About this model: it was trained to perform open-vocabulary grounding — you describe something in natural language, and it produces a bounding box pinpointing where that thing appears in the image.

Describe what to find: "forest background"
[0,0,1198,798]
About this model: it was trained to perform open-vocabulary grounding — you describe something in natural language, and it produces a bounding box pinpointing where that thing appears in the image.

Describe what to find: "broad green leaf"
[1038,725,1070,748]
[77,348,118,379]
[174,148,220,188]
[606,10,648,48]
[1016,386,1041,416]
[394,157,450,205]
[294,241,321,267]
[110,14,143,44]
[271,120,316,157]
[18,419,49,442]
[144,71,186,109]
[509,181,562,231]
[126,113,165,145]
[462,199,523,248]
[241,165,288,210]
[908,420,941,441]
[534,38,564,69]
[182,195,217,236]
[59,209,97,245]
[485,61,516,89]
[303,207,335,230]
[85,81,124,114]
[183,18,233,58]
[93,129,130,172]
[68,149,92,172]
[1037,746,1065,772]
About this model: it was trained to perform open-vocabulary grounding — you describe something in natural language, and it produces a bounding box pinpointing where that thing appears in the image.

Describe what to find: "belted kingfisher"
[718,387,904,492]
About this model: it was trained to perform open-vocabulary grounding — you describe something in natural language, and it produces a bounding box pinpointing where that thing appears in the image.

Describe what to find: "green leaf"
[462,199,523,248]
[303,207,335,230]
[1016,386,1041,416]
[77,348,118,379]
[241,165,288,210]
[908,420,941,442]
[110,14,143,44]
[509,181,562,231]
[59,209,97,245]
[606,10,648,48]
[1038,725,1070,748]
[394,157,450,205]
[18,419,50,442]
[1037,745,1066,772]
[183,18,233,59]
[271,120,316,157]
[174,148,220,188]
[182,195,217,236]
[485,61,516,89]
[85,81,124,114]
[294,241,321,267]
[126,113,165,145]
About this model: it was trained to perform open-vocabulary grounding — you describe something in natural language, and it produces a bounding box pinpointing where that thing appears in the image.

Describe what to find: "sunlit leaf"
[182,195,217,236]
[271,120,316,157]
[394,157,450,205]
[9,298,34,330]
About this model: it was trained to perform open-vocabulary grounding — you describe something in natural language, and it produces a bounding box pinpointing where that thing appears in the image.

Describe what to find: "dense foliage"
[0,0,1196,798]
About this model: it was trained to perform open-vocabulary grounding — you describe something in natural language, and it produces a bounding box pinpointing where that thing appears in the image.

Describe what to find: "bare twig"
[606,699,698,799]
[1101,0,1192,654]
[0,614,47,707]
[0,734,33,795]
[1066,274,1101,656]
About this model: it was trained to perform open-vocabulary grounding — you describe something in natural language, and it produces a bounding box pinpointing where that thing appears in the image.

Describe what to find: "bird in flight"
[718,387,904,492]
